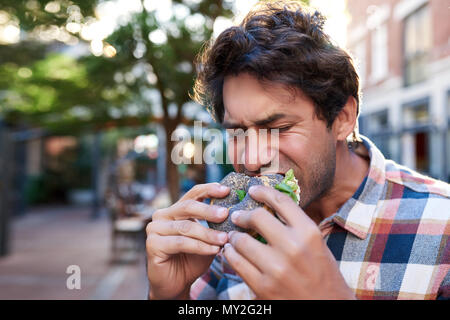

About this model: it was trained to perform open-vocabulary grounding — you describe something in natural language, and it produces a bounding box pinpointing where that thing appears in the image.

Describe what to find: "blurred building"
[346,0,450,181]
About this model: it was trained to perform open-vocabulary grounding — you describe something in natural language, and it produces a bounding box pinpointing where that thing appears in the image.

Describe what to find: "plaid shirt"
[190,135,450,300]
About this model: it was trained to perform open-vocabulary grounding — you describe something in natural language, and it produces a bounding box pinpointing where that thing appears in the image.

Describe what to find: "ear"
[332,96,358,141]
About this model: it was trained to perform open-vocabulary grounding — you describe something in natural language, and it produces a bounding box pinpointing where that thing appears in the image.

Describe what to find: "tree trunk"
[164,125,180,204]
[0,122,12,256]
[90,132,101,219]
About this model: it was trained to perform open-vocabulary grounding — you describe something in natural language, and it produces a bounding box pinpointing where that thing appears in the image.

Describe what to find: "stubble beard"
[298,139,336,209]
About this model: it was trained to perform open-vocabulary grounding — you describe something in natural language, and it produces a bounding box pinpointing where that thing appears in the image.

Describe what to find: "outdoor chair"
[106,194,147,264]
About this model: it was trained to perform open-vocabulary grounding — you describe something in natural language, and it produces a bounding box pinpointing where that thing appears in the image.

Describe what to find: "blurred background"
[0,0,448,299]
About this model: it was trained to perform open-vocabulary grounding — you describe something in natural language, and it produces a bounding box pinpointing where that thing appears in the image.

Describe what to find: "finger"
[155,200,229,223]
[222,242,263,290]
[149,220,228,246]
[179,183,230,202]
[227,231,273,273]
[248,185,313,228]
[230,208,286,246]
[149,234,221,256]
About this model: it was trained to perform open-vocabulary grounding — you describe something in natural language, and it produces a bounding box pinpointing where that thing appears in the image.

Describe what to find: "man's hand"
[146,183,230,300]
[222,185,356,300]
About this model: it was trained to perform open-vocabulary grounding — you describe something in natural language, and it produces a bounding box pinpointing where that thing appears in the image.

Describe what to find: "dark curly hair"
[192,1,360,128]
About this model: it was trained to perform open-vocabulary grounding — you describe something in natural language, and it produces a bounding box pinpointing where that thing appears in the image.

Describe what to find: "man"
[146,1,449,299]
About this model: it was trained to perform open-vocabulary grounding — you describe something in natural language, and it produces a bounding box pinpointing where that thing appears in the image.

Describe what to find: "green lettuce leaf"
[236,189,246,202]
[275,170,298,203]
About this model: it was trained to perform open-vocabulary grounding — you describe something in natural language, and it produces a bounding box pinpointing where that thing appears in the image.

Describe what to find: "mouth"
[258,169,288,176]
[245,171,284,177]
[241,166,291,177]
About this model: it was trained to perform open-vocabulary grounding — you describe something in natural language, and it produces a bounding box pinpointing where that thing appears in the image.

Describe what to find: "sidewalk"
[0,205,149,300]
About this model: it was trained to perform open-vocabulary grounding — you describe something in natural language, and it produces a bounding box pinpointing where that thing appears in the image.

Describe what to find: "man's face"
[222,73,336,208]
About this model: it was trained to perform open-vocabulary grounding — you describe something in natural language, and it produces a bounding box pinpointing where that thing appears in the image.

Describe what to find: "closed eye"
[270,125,292,132]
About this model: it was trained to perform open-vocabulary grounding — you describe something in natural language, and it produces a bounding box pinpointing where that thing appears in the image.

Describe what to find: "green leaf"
[288,191,298,203]
[236,189,246,202]
[286,180,298,191]
[284,168,294,182]
[274,182,293,194]
[275,182,298,203]
[255,234,267,244]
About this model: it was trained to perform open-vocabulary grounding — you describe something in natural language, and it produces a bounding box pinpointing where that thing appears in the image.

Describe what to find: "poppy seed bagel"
[208,172,286,236]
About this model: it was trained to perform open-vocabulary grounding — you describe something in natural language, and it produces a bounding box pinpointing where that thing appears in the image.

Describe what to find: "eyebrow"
[222,113,288,129]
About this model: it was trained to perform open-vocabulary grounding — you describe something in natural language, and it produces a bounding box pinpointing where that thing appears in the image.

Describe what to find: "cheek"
[278,135,310,166]
[279,124,331,163]
[278,133,328,184]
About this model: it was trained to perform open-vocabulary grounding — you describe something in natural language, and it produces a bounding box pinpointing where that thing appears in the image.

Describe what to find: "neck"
[304,141,370,225]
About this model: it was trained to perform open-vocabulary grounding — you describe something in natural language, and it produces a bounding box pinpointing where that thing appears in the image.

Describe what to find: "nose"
[241,128,278,173]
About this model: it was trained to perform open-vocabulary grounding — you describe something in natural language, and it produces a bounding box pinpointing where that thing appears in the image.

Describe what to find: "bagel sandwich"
[208,169,300,243]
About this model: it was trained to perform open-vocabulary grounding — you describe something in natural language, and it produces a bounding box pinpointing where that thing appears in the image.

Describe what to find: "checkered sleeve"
[190,257,222,300]
[437,269,450,300]
[437,236,450,300]
[190,267,219,300]
[190,253,255,300]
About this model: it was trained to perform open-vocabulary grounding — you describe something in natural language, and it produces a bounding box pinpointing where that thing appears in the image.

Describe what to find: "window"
[403,102,430,127]
[403,5,432,86]
[367,110,389,132]
[361,110,392,158]
[401,99,431,174]
[371,23,388,82]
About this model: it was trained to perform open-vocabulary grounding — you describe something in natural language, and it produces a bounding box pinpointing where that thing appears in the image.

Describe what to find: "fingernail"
[231,210,241,223]
[217,207,228,217]
[210,245,220,253]
[217,232,227,243]
[219,185,229,192]
[224,243,232,251]
[228,231,235,239]
[248,185,259,194]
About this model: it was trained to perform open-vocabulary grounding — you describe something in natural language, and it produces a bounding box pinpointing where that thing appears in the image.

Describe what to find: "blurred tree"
[0,0,235,203]
[0,0,98,64]
[100,0,234,202]
[0,52,136,132]
[0,0,98,128]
